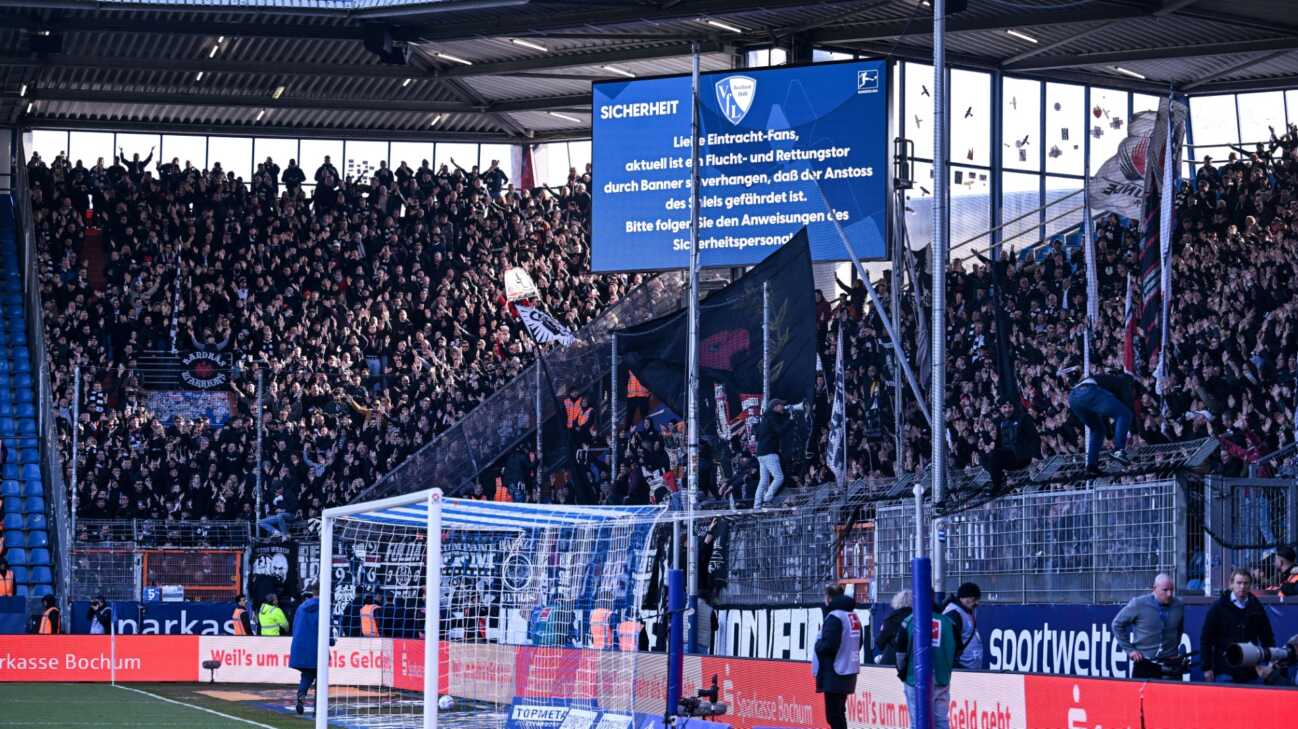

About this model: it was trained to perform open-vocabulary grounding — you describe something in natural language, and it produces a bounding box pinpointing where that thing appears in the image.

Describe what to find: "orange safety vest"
[38,606,59,635]
[564,398,582,429]
[231,607,249,635]
[626,373,650,400]
[616,620,641,652]
[590,608,613,649]
[0,570,13,598]
[360,604,380,637]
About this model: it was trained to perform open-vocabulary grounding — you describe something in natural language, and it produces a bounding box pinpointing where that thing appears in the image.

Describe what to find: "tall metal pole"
[762,281,770,409]
[930,0,949,598]
[254,368,265,523]
[535,358,543,479]
[69,366,80,548]
[891,200,905,468]
[685,42,703,654]
[610,336,619,485]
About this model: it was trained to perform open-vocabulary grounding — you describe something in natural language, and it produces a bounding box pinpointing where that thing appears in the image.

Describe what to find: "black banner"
[248,541,298,605]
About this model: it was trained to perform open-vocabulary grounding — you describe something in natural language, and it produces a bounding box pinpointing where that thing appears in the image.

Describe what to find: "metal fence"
[70,519,251,601]
[1200,476,1298,594]
[875,478,1184,603]
[354,270,686,503]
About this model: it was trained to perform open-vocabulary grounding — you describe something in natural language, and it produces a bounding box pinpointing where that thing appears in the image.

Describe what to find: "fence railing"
[76,518,252,548]
[1199,476,1298,595]
[353,270,687,503]
[70,519,251,601]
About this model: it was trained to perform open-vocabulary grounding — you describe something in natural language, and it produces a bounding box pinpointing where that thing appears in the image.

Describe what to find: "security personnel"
[232,594,252,636]
[616,614,641,652]
[0,558,14,597]
[813,584,861,729]
[942,582,983,669]
[37,594,61,634]
[259,593,290,637]
[589,607,614,649]
[360,594,382,638]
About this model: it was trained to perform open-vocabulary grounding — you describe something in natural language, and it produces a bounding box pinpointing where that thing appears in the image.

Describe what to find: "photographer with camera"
[754,399,802,509]
[813,584,860,729]
[1111,574,1184,679]
[1201,569,1276,683]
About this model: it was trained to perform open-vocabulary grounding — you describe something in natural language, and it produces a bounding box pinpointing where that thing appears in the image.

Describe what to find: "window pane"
[1289,90,1298,127]
[1088,87,1128,174]
[1133,93,1160,114]
[950,165,991,255]
[162,134,206,171]
[116,133,160,170]
[745,49,771,68]
[207,136,252,181]
[299,139,343,185]
[1046,83,1084,175]
[1003,77,1040,172]
[770,48,788,66]
[904,62,935,160]
[344,140,388,183]
[535,142,571,186]
[478,143,517,188]
[567,141,592,177]
[68,131,114,168]
[1237,91,1285,145]
[1002,171,1041,251]
[1189,94,1238,148]
[904,160,935,251]
[389,142,434,171]
[435,143,478,175]
[254,137,297,172]
[1044,175,1083,242]
[813,49,855,62]
[951,69,990,167]
[30,130,68,163]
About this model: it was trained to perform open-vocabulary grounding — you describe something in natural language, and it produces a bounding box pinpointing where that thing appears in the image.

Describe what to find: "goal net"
[317,489,670,729]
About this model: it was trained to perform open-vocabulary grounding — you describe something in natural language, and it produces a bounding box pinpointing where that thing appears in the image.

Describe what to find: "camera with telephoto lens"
[1226,635,1298,669]
[1151,652,1195,678]
[678,675,727,718]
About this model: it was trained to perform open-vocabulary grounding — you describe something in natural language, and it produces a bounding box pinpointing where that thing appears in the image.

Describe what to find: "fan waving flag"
[516,302,575,347]
[826,324,846,486]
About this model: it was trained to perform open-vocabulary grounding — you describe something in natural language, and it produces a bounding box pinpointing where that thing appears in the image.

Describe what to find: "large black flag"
[616,228,817,441]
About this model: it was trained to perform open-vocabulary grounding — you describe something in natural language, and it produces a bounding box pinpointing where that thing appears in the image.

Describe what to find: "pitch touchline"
[114,685,281,729]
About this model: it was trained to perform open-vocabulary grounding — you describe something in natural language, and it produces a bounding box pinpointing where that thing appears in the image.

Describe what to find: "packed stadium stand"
[0,194,52,598]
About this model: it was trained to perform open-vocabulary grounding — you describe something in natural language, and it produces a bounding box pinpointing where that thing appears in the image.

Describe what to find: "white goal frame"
[316,487,444,729]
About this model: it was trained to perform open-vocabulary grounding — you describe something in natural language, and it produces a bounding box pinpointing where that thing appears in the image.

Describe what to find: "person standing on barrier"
[813,584,860,729]
[1111,574,1184,679]
[754,399,799,509]
[895,599,956,729]
[942,582,983,670]
[1067,370,1136,475]
[1201,569,1276,684]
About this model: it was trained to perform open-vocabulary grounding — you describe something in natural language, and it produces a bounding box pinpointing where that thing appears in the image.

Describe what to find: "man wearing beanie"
[942,582,983,670]
[1270,546,1298,596]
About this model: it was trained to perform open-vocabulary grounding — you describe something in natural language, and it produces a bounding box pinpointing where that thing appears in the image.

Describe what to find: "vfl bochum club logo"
[716,75,756,125]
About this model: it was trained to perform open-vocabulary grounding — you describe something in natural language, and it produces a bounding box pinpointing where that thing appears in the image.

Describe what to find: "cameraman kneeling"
[1201,569,1276,684]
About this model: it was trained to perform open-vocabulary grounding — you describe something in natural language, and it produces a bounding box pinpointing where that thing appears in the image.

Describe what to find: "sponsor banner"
[0,636,199,682]
[197,636,389,684]
[143,390,232,426]
[391,637,451,695]
[71,601,238,635]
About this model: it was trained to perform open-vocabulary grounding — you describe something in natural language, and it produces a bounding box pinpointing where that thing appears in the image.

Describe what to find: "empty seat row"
[2,495,44,514]
[5,564,54,584]
[4,546,51,567]
[1,465,42,482]
[3,512,46,531]
[2,528,49,548]
[1,480,44,498]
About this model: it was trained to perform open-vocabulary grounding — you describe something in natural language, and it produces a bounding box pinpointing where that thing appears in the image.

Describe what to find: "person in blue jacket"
[290,587,332,716]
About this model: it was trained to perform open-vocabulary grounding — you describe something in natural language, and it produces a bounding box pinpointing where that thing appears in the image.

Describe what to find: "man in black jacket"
[981,398,1041,491]
[1067,370,1136,474]
[754,399,797,509]
[813,584,861,729]
[1201,569,1276,683]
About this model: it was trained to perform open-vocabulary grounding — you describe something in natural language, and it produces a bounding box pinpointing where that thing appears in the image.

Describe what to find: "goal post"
[316,487,672,729]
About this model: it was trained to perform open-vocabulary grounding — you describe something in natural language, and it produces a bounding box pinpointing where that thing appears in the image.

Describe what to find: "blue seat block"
[22,464,41,481]
[0,479,17,498]
[26,530,47,548]
[4,530,25,549]
[31,584,52,598]
[28,549,50,567]
[18,419,35,437]
[24,496,44,515]
[25,513,45,530]
[2,496,20,514]
[22,479,42,497]
[18,448,37,464]
[2,512,22,530]
[5,547,27,565]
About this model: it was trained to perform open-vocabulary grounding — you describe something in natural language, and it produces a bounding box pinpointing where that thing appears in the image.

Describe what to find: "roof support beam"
[1182,51,1297,92]
[1186,73,1298,95]
[1005,36,1298,72]
[810,1,1152,45]
[0,54,414,81]
[4,14,367,41]
[16,116,581,143]
[16,88,589,114]
[427,41,725,79]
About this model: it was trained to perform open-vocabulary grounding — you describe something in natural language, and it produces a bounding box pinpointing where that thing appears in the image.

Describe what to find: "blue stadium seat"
[30,565,52,583]
[28,549,50,567]
[3,463,20,480]
[19,448,37,464]
[25,514,45,531]
[2,279,19,294]
[16,402,34,418]
[18,419,35,437]
[9,566,28,585]
[12,360,29,375]
[31,584,52,598]
[4,530,24,549]
[17,438,37,450]
[2,495,20,514]
[0,418,15,437]
[1,479,18,498]
[11,346,28,361]
[2,512,22,530]
[0,401,14,417]
[24,497,44,515]
[22,480,42,498]
[26,530,47,548]
[0,359,11,375]
[22,464,41,481]
[14,389,32,405]
[6,547,27,565]
[2,293,19,308]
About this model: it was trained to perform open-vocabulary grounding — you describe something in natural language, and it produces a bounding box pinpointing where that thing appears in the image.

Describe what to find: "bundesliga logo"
[715,75,756,125]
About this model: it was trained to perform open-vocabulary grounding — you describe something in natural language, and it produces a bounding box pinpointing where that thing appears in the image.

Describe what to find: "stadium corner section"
[2,635,1294,728]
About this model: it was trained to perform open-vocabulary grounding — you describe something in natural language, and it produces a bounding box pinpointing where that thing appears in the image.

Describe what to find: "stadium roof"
[1,0,1296,141]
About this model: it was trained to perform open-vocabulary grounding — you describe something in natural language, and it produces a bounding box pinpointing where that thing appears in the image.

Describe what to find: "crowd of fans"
[27,148,631,526]
[23,120,1298,522]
